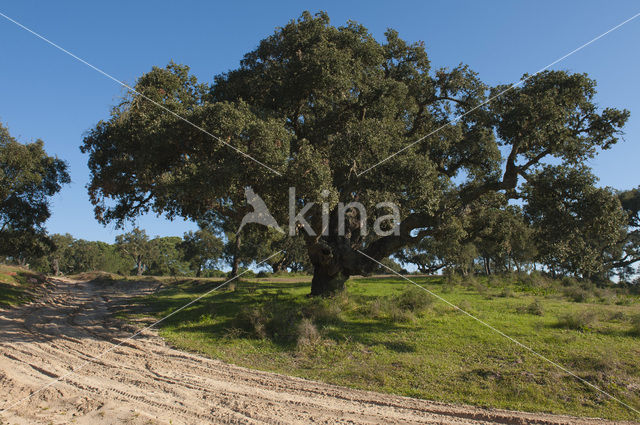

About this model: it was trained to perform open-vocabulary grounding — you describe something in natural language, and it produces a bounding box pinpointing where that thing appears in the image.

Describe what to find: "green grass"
[122,275,640,421]
[0,265,46,307]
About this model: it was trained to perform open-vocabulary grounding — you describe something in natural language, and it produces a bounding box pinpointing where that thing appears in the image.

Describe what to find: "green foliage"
[115,228,153,276]
[0,122,69,262]
[180,227,223,276]
[516,299,544,316]
[147,236,191,276]
[80,12,629,295]
[556,310,597,331]
[524,166,627,279]
[390,286,433,312]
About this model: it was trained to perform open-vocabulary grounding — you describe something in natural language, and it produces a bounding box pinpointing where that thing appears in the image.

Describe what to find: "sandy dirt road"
[0,278,634,425]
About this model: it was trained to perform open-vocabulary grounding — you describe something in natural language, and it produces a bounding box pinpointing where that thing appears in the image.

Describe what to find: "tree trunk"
[307,240,357,296]
[484,257,491,275]
[310,263,347,296]
[271,260,286,273]
[136,257,143,276]
[196,266,202,278]
[230,235,241,277]
[53,258,60,276]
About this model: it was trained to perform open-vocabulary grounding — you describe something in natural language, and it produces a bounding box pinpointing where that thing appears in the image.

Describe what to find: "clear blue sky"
[1,1,638,243]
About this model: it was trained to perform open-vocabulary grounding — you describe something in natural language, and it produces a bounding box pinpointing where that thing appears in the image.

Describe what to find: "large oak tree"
[81,12,629,295]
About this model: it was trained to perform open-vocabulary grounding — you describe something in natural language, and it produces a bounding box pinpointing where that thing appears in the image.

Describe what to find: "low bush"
[296,318,322,349]
[499,287,515,298]
[390,286,433,312]
[563,286,589,303]
[387,306,416,323]
[517,299,544,316]
[556,310,597,331]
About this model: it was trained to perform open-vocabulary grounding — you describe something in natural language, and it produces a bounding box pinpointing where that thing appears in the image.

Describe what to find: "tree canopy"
[0,122,69,261]
[81,12,630,295]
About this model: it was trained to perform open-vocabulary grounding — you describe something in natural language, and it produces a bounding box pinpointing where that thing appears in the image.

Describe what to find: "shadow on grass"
[139,280,420,350]
[0,282,32,307]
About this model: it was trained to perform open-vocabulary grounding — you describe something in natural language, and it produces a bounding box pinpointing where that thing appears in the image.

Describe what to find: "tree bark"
[53,258,60,276]
[136,257,143,276]
[230,235,241,277]
[310,264,347,296]
[272,262,285,273]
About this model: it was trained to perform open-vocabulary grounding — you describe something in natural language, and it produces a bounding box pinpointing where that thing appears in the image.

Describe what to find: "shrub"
[360,298,384,318]
[204,270,226,278]
[561,276,579,287]
[473,281,491,298]
[256,270,269,278]
[444,270,462,286]
[233,306,268,339]
[388,305,416,323]
[463,274,479,288]
[563,286,589,303]
[391,286,433,313]
[556,310,597,331]
[233,302,299,342]
[296,318,322,349]
[608,311,626,322]
[517,299,544,316]
[302,299,342,325]
[499,287,515,298]
[518,271,547,288]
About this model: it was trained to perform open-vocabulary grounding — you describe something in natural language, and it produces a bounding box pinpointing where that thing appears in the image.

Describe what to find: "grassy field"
[122,273,640,421]
[0,265,47,307]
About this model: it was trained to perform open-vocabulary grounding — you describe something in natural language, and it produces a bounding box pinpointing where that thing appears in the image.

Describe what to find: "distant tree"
[146,236,190,276]
[0,122,69,261]
[239,228,311,273]
[81,12,629,295]
[524,166,627,280]
[115,228,152,276]
[180,228,223,277]
[47,233,75,275]
[397,215,469,274]
[469,197,535,274]
[613,187,640,277]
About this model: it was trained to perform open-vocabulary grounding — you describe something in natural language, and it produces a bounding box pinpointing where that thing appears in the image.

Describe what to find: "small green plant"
[499,287,515,298]
[444,270,462,286]
[556,310,597,331]
[233,306,268,339]
[388,305,416,323]
[517,299,544,316]
[360,298,384,318]
[296,318,322,349]
[302,298,342,325]
[391,286,433,313]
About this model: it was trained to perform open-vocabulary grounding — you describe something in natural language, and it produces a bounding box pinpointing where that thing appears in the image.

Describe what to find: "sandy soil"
[0,277,634,425]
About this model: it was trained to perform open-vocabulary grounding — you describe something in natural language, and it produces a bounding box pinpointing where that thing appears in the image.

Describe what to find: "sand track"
[0,278,632,424]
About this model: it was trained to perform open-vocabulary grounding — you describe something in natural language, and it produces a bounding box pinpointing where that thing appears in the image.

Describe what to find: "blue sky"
[1,1,639,243]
